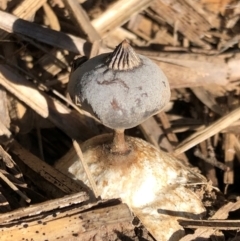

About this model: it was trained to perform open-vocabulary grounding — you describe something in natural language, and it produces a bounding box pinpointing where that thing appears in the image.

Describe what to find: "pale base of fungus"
[55,134,206,241]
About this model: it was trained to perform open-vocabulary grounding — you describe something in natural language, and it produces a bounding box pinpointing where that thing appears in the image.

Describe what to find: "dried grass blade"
[174,107,240,155]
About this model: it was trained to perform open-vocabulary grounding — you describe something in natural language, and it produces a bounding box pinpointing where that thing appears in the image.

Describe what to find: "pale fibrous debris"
[106,40,141,70]
[55,134,207,241]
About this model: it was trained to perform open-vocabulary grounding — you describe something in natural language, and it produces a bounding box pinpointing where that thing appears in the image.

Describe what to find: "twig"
[180,200,240,241]
[157,112,179,146]
[178,219,240,230]
[224,133,235,191]
[157,112,188,164]
[62,0,101,59]
[232,135,240,162]
[0,146,24,182]
[36,122,45,161]
[89,40,101,58]
[62,0,101,43]
[92,0,154,36]
[174,107,240,155]
[51,89,101,124]
[72,140,100,199]
[42,2,60,31]
[0,172,31,203]
[194,148,228,171]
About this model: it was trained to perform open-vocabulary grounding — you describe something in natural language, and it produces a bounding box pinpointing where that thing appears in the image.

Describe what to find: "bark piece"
[0,187,133,241]
[0,201,133,241]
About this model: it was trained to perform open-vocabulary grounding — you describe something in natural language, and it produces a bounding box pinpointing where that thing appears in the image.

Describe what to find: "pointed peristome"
[106,40,141,71]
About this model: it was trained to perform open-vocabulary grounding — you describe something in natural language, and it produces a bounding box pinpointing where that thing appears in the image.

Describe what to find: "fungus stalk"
[112,129,128,154]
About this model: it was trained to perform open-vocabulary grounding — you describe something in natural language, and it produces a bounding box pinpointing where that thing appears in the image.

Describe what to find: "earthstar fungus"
[57,40,207,241]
